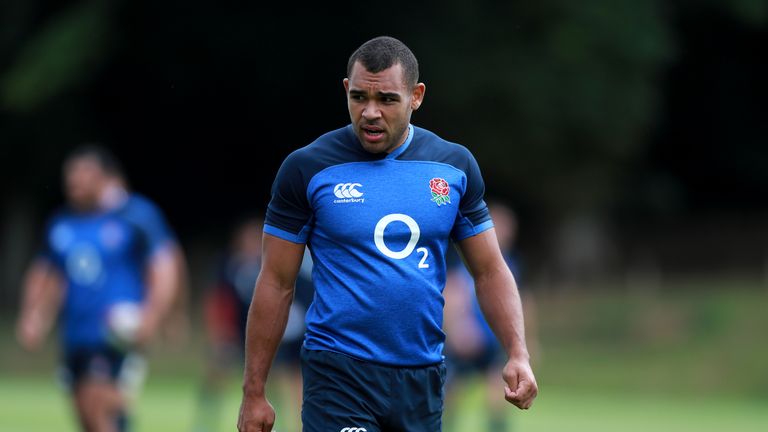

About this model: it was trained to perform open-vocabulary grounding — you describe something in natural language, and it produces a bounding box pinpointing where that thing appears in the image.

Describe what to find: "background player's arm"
[16,258,64,351]
[137,245,182,345]
[238,233,304,432]
[457,229,538,409]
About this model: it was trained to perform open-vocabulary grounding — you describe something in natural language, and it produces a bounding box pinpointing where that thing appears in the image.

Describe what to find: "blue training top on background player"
[40,193,175,351]
[265,124,493,366]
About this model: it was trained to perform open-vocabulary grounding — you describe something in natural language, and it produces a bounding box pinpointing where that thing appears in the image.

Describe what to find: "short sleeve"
[37,216,64,269]
[264,150,313,243]
[450,148,493,241]
[125,196,175,258]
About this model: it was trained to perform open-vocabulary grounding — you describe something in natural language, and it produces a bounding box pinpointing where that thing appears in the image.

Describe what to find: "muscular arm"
[456,229,538,409]
[16,259,64,351]
[238,234,305,432]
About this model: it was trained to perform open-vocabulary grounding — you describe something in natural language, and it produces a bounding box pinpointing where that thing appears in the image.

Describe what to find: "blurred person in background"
[15,145,186,432]
[195,217,313,432]
[443,202,537,431]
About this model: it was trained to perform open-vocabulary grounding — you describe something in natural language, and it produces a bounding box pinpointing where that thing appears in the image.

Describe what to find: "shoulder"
[276,125,371,183]
[400,126,478,172]
[41,208,79,254]
[120,193,163,218]
[115,194,171,232]
[44,207,78,233]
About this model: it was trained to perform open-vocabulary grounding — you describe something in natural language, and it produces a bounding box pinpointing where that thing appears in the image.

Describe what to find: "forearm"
[17,260,62,348]
[241,277,294,397]
[22,261,61,319]
[475,265,529,360]
[143,249,179,328]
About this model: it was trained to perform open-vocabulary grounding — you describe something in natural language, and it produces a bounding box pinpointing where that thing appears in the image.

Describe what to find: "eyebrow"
[349,89,401,99]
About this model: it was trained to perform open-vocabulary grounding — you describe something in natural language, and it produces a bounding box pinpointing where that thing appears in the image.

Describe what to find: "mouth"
[361,125,385,142]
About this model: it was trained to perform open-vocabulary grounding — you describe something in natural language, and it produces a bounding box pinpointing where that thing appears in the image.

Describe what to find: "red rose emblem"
[429,178,450,196]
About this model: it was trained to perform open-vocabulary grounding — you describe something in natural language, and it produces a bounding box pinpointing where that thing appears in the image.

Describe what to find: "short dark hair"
[347,36,419,87]
[65,144,124,178]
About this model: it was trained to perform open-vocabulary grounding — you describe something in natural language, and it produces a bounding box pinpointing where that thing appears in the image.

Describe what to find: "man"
[16,145,184,432]
[237,36,537,432]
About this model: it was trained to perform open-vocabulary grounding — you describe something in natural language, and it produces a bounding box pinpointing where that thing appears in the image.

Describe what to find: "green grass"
[1,374,767,432]
[2,281,768,431]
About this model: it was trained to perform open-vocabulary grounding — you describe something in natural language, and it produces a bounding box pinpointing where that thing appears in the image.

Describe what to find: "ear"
[343,78,350,94]
[410,82,426,111]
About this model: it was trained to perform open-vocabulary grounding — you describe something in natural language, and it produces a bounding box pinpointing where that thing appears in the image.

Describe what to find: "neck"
[385,124,411,154]
[100,183,128,210]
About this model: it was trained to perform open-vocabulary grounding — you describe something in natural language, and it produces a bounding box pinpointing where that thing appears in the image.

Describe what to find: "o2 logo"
[373,214,429,269]
[66,243,103,286]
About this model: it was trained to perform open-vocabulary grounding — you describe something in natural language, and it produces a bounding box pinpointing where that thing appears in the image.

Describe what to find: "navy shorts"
[301,348,445,432]
[60,346,127,390]
[274,338,303,367]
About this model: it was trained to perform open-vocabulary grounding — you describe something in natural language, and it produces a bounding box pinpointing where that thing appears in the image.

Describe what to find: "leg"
[387,362,445,432]
[65,347,131,432]
[300,348,384,432]
[484,367,508,432]
[74,379,124,432]
[193,343,237,432]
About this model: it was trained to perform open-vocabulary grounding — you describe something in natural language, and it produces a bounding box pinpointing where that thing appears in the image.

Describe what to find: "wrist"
[507,348,530,362]
[242,383,266,399]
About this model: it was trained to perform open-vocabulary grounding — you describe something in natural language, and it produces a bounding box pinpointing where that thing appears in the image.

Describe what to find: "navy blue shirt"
[266,124,492,366]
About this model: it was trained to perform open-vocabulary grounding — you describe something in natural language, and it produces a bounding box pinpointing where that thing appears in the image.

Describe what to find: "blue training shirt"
[265,124,493,366]
[41,194,175,350]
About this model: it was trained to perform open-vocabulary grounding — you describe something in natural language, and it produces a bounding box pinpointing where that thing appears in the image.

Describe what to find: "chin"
[364,142,395,155]
[355,135,387,154]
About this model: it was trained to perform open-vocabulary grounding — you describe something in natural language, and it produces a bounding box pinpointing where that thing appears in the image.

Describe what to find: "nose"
[362,100,381,121]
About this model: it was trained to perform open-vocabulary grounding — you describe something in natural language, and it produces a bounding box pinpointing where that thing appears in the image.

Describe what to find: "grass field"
[1,374,767,432]
[2,281,767,431]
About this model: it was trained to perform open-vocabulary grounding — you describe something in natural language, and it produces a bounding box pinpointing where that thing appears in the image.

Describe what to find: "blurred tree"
[417,0,673,217]
[0,0,765,286]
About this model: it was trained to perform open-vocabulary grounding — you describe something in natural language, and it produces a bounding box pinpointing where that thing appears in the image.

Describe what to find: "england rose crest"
[429,178,451,206]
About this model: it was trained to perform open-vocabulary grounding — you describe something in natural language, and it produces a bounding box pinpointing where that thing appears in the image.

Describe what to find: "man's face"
[344,61,425,154]
[63,157,107,210]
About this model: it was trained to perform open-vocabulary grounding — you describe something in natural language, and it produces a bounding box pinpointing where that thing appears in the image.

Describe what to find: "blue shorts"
[301,348,445,432]
[60,346,127,390]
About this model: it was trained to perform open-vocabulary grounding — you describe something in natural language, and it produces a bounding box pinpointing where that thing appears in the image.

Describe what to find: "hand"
[237,394,276,432]
[502,358,538,409]
[133,308,161,348]
[16,315,45,351]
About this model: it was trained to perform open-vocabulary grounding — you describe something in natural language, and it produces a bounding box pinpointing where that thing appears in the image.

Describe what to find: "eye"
[350,94,365,101]
[382,97,396,104]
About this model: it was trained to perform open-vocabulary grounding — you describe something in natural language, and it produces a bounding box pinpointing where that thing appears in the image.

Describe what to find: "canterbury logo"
[334,183,363,198]
[340,428,367,432]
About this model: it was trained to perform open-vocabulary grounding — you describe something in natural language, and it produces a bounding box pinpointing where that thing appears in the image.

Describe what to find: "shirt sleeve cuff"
[264,224,308,244]
[452,219,495,242]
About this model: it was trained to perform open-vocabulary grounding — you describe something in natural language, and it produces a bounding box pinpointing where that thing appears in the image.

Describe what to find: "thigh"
[300,348,384,432]
[62,346,127,389]
[388,362,445,432]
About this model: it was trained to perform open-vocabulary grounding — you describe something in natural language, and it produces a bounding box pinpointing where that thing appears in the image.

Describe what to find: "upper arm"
[455,228,508,281]
[264,151,314,243]
[130,197,176,260]
[258,233,306,291]
[21,257,65,305]
[450,147,493,241]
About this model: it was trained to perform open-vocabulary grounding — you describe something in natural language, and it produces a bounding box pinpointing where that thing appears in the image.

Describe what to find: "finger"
[505,380,533,408]
[504,386,523,407]
[509,378,530,399]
